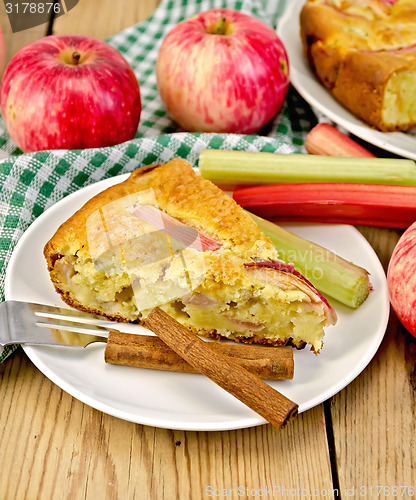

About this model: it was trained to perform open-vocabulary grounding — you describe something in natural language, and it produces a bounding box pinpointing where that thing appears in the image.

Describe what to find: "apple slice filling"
[244,258,337,325]
[130,204,222,252]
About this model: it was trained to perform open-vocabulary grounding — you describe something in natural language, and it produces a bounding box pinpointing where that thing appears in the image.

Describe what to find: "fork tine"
[32,304,149,335]
[35,320,110,337]
[34,309,122,329]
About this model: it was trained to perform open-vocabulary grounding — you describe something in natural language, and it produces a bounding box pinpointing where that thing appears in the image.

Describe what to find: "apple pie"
[300,0,416,131]
[44,159,336,353]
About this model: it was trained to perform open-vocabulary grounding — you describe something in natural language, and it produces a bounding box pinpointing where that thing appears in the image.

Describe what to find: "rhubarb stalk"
[234,183,416,229]
[198,149,416,188]
[251,213,371,308]
[305,123,377,157]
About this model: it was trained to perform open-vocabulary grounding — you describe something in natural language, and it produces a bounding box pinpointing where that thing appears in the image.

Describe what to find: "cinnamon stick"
[105,332,294,380]
[145,307,298,429]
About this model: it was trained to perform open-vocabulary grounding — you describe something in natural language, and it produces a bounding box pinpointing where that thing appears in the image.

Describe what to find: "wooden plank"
[0,2,50,69]
[332,316,416,494]
[52,0,161,39]
[0,349,335,500]
[0,0,162,70]
[331,227,416,492]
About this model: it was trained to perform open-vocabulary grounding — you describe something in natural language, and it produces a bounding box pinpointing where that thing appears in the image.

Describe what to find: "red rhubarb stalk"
[305,123,376,157]
[233,183,416,228]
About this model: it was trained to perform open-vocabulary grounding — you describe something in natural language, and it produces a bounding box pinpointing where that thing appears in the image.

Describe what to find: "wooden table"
[0,2,415,499]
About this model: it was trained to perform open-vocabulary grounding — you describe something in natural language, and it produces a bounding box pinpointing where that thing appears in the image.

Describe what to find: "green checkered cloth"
[0,0,320,362]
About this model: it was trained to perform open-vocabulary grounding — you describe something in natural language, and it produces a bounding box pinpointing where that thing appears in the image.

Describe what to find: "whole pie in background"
[300,0,416,132]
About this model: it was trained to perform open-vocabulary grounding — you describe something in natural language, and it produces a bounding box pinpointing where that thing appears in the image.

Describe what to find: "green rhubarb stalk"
[198,149,416,188]
[250,213,371,308]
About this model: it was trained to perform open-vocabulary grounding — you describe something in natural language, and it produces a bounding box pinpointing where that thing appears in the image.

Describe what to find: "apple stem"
[215,17,227,34]
[72,51,81,65]
[207,16,232,36]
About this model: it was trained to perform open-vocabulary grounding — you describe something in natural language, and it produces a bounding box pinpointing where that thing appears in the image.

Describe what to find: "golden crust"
[44,159,274,265]
[332,51,412,131]
[300,0,416,131]
[204,330,308,351]
[129,160,271,254]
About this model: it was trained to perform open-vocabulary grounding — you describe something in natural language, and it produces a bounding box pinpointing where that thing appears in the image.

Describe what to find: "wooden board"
[0,349,334,499]
[0,1,50,69]
[52,0,161,38]
[331,227,416,495]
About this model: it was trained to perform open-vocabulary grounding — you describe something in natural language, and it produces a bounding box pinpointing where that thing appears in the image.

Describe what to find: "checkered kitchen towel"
[0,0,320,362]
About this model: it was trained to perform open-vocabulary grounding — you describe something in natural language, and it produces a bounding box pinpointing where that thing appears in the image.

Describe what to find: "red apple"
[156,9,289,134]
[387,221,416,337]
[0,35,141,152]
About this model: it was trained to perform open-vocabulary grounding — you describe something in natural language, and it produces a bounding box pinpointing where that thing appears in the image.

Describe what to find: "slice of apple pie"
[44,158,336,353]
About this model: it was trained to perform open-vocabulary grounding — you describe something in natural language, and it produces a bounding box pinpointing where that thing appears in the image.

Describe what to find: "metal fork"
[0,301,147,348]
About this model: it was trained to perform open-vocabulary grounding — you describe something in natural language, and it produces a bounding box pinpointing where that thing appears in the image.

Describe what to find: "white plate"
[277,0,416,160]
[5,174,389,431]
